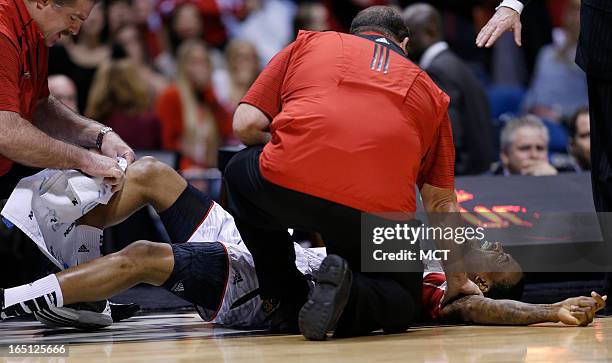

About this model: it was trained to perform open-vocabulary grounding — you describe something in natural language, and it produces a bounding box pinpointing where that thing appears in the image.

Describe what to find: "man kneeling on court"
[0,157,606,328]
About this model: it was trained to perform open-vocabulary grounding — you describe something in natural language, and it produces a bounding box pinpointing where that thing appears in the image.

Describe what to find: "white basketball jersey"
[187,202,326,328]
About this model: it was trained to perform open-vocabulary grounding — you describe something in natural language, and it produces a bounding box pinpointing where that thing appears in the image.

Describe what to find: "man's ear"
[500,151,509,168]
[473,275,489,293]
[401,37,409,54]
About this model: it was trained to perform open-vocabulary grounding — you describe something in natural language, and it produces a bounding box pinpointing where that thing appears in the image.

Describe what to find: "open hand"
[476,6,522,48]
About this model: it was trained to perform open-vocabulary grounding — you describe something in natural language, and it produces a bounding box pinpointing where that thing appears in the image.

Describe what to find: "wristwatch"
[96,126,114,150]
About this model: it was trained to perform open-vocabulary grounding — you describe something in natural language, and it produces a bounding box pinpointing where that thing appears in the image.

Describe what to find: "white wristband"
[496,0,524,15]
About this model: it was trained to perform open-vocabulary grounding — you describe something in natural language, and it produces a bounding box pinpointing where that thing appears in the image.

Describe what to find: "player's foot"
[298,254,352,341]
[109,302,140,322]
[34,300,113,330]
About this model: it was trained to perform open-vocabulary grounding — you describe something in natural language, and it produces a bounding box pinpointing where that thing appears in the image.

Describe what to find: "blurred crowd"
[47,0,590,189]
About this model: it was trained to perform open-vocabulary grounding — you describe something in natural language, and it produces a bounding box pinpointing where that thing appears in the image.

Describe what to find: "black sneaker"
[298,254,352,341]
[263,281,312,334]
[109,302,140,322]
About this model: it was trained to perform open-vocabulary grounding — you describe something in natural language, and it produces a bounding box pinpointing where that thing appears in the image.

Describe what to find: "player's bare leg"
[79,156,188,229]
[57,241,174,305]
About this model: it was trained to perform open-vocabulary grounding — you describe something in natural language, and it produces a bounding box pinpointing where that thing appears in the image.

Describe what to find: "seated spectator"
[113,24,169,97]
[85,59,162,150]
[48,75,78,112]
[293,2,330,36]
[213,39,260,112]
[156,2,204,78]
[131,0,166,61]
[48,2,110,113]
[107,0,135,36]
[155,40,233,171]
[492,116,558,176]
[522,0,587,122]
[224,0,296,66]
[403,3,494,176]
[566,107,591,172]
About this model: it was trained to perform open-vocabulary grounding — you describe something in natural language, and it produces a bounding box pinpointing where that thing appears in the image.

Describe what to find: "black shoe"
[109,302,140,322]
[298,254,352,341]
[263,279,313,334]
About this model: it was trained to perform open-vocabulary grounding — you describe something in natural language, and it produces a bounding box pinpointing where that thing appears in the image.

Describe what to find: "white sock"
[74,225,103,265]
[3,275,64,315]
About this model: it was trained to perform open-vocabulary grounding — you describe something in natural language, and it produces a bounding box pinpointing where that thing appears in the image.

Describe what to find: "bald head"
[402,3,443,61]
[48,74,78,112]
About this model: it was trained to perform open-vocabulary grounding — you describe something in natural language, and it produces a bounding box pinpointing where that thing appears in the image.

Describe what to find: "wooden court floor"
[1,313,611,362]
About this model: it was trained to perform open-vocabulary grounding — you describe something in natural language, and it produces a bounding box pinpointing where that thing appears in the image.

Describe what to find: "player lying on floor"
[421,246,606,325]
[0,157,606,328]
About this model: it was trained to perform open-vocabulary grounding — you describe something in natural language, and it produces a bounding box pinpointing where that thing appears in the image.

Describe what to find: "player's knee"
[128,156,172,187]
[118,240,159,277]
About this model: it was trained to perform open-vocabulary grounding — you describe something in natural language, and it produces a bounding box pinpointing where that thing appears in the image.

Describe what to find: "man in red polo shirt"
[0,0,135,200]
[0,0,136,327]
[224,6,481,340]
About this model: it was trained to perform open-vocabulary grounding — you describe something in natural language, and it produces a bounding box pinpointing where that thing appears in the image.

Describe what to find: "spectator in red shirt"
[0,0,135,200]
[155,39,233,171]
[85,58,162,150]
[224,6,481,340]
[214,39,260,113]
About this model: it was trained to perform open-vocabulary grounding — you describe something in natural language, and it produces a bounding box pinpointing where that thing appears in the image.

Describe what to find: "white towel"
[1,159,127,269]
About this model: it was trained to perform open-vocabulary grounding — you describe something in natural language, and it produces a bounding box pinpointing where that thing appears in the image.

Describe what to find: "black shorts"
[158,184,215,243]
[162,242,229,321]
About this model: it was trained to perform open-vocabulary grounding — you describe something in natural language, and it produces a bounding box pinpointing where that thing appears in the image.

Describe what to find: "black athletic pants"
[224,146,422,337]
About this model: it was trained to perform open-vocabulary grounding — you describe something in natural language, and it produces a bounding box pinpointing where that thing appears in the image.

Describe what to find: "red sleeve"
[203,86,233,140]
[0,34,20,113]
[422,272,447,321]
[418,113,455,189]
[155,87,183,151]
[239,42,295,120]
[411,73,455,189]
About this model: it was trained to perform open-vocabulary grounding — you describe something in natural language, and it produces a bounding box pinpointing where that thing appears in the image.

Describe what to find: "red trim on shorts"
[186,202,215,242]
[206,241,231,322]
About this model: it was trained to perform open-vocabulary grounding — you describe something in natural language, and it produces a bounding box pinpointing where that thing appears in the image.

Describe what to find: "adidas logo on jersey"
[172,282,185,292]
[375,37,390,44]
[77,244,90,253]
[233,271,243,285]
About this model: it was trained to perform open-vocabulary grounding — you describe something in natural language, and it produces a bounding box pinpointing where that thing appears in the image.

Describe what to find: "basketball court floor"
[1,312,611,362]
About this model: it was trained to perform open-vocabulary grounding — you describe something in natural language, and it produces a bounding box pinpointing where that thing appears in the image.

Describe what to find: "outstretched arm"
[441,292,606,326]
[33,96,136,165]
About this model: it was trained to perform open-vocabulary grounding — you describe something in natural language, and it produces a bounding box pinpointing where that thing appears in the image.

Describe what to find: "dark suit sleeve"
[426,70,463,152]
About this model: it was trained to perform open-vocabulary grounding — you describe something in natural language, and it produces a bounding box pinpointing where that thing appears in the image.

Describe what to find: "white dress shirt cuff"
[496,0,524,15]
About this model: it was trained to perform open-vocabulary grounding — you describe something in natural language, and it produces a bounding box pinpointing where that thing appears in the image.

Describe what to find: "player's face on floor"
[37,0,95,46]
[479,242,522,274]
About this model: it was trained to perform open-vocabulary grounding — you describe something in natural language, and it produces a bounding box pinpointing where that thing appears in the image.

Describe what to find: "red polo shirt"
[241,31,454,213]
[0,0,50,176]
